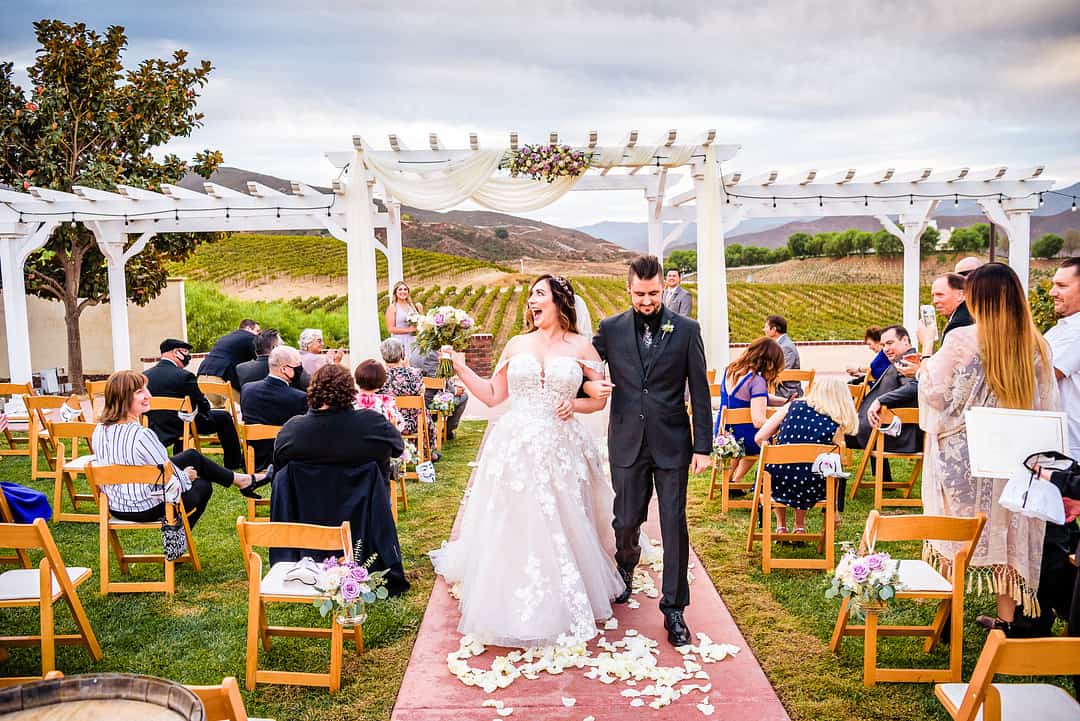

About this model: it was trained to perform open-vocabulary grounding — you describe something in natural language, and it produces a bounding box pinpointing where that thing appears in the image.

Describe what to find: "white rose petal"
[562,697,576,707]
[481,700,503,709]
[604,618,618,630]
[497,708,514,717]
[630,699,645,707]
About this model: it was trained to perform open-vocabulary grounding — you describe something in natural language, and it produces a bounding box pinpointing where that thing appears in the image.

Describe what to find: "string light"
[818,195,823,208]
[225,207,230,220]
[772,196,776,208]
[1073,197,1077,212]
[909,194,914,205]
[954,194,959,206]
[1039,193,1045,207]
[864,195,868,207]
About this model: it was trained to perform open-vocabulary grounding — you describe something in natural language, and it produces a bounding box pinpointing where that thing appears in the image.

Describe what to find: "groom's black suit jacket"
[594,306,712,469]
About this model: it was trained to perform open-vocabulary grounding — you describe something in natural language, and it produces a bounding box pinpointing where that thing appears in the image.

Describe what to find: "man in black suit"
[592,255,712,647]
[197,319,259,388]
[233,329,280,391]
[846,325,922,485]
[240,345,308,471]
[145,338,244,470]
[933,273,974,341]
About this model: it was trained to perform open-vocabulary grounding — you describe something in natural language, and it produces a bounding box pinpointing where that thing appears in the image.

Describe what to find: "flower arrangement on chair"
[508,144,590,183]
[314,540,390,627]
[711,429,746,468]
[429,390,458,414]
[409,306,476,378]
[392,440,419,478]
[826,544,903,620]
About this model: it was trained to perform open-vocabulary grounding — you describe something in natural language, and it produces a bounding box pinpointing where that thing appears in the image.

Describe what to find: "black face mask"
[288,365,305,387]
[176,351,191,368]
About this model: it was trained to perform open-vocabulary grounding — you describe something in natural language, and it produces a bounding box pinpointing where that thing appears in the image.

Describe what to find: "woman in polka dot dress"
[754,376,858,535]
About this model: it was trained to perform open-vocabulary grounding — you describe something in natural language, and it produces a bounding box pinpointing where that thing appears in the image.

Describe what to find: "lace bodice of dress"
[505,354,596,416]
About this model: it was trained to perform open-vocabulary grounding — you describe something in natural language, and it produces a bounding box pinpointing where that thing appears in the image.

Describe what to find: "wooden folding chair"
[0,518,103,685]
[778,368,816,395]
[394,394,432,512]
[237,518,360,693]
[422,377,449,450]
[241,423,282,521]
[935,630,1080,721]
[194,380,241,455]
[849,406,923,509]
[706,368,717,385]
[24,395,71,481]
[745,442,842,573]
[0,382,34,459]
[708,406,778,512]
[49,425,99,523]
[84,380,108,423]
[848,376,870,412]
[85,461,201,595]
[830,510,987,686]
[187,676,262,721]
[141,396,196,451]
[0,486,31,568]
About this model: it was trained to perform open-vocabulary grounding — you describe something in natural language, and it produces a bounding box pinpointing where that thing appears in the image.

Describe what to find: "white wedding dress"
[429,353,625,648]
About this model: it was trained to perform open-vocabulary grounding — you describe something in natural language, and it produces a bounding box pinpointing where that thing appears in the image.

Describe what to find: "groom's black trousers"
[611,438,690,612]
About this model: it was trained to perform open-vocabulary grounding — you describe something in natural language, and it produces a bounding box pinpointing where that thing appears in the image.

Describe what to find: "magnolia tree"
[0,20,222,389]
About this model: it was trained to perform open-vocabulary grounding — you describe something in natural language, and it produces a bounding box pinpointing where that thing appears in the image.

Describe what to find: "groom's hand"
[691,453,712,475]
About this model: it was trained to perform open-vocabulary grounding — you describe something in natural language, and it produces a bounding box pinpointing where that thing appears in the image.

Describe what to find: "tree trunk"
[62,295,85,394]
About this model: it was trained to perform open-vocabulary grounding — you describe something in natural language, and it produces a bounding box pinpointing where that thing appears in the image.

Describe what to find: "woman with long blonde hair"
[385,281,423,362]
[754,376,858,534]
[918,262,1056,634]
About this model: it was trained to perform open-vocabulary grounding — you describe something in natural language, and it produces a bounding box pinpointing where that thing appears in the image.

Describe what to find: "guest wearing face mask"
[144,338,245,472]
[240,345,310,477]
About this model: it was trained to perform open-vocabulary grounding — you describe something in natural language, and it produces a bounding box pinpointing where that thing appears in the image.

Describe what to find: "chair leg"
[181,509,202,573]
[329,618,344,693]
[246,592,260,690]
[761,473,773,574]
[353,625,364,654]
[850,437,872,499]
[948,594,964,681]
[63,594,103,662]
[824,478,836,571]
[39,562,55,677]
[873,444,884,510]
[745,476,762,554]
[924,600,950,653]
[863,607,879,687]
[99,513,110,595]
[398,476,408,511]
[259,601,271,651]
[904,458,923,499]
[390,481,398,523]
[107,529,129,574]
[708,461,719,502]
[829,597,851,653]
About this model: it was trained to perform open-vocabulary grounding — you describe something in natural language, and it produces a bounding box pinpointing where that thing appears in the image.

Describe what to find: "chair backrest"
[0,518,74,581]
[879,406,920,425]
[242,423,281,443]
[778,368,816,388]
[719,406,778,427]
[758,441,840,468]
[395,394,425,411]
[85,380,108,422]
[198,379,239,414]
[708,383,723,399]
[949,630,1080,721]
[421,377,445,392]
[707,369,717,384]
[0,382,33,398]
[146,396,192,414]
[47,421,97,459]
[86,462,178,522]
[236,517,352,570]
[861,510,986,550]
[187,677,249,721]
[23,395,67,424]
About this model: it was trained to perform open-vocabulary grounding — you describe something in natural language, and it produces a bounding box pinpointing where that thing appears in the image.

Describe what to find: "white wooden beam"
[428,133,442,151]
[158,183,206,200]
[116,184,164,201]
[28,186,83,203]
[966,166,1008,181]
[203,182,248,200]
[509,131,518,151]
[244,182,289,199]
[72,185,124,202]
[549,131,558,144]
[819,169,857,184]
[723,170,743,187]
[388,134,405,151]
[926,167,969,183]
[1005,165,1044,181]
[854,168,895,184]
[742,171,779,187]
[587,130,598,149]
[890,168,933,183]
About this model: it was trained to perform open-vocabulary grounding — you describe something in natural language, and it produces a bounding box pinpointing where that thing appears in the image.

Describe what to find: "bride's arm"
[448,341,513,408]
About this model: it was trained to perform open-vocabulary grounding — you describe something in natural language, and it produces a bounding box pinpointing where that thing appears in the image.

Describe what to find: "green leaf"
[375,587,389,600]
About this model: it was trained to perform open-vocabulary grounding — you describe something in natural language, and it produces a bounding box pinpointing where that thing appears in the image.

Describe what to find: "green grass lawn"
[1,430,1072,720]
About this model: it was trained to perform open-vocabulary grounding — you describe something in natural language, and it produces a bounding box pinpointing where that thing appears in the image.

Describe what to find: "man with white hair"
[954,256,982,276]
[240,345,309,475]
[299,328,344,376]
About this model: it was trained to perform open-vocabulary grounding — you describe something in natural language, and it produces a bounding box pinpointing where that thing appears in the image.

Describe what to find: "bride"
[430,274,626,648]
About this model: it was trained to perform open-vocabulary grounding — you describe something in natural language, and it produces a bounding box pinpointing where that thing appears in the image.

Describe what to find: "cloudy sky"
[3,0,1078,227]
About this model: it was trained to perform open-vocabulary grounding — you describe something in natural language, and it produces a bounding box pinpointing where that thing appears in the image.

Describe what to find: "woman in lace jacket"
[916,262,1057,632]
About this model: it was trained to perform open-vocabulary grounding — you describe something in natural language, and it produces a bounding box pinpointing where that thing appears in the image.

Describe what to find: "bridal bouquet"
[314,541,390,626]
[825,544,903,620]
[711,429,746,463]
[508,144,590,183]
[410,306,476,377]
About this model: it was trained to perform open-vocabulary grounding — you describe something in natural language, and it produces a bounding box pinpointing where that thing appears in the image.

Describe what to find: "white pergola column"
[345,140,383,369]
[876,204,936,334]
[385,198,404,288]
[87,221,156,372]
[646,195,662,258]
[978,198,1036,291]
[0,222,57,383]
[694,147,731,371]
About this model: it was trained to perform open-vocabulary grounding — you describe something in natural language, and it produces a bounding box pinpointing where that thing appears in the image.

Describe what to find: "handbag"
[156,464,189,562]
[0,481,52,523]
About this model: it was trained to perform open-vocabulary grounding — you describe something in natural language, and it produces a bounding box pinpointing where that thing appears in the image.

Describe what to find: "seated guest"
[145,338,244,471]
[92,370,265,527]
[271,364,408,594]
[933,273,974,341]
[197,319,259,388]
[754,377,858,535]
[847,326,890,383]
[240,345,308,475]
[378,339,439,460]
[417,347,469,441]
[234,328,310,391]
[763,315,803,399]
[954,256,982,275]
[845,325,921,486]
[714,337,787,487]
[299,328,344,377]
[354,359,404,429]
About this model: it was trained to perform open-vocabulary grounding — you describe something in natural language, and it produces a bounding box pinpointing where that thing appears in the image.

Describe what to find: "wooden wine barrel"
[0,673,204,720]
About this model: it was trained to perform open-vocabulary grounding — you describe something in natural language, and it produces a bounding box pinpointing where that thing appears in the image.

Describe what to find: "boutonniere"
[660,321,675,337]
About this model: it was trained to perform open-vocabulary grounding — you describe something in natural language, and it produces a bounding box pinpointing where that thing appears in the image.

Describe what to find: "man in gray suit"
[663,269,693,317]
[763,315,802,399]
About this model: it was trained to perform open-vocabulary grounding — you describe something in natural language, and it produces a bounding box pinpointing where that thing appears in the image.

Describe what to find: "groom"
[592,255,713,646]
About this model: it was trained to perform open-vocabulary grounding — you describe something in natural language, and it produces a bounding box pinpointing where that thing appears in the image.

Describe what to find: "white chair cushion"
[63,454,95,471]
[711,397,722,412]
[890,559,952,594]
[938,682,1080,721]
[0,567,91,601]
[260,562,322,598]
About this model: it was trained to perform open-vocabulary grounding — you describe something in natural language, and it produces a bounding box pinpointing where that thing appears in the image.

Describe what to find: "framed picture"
[965,407,1068,478]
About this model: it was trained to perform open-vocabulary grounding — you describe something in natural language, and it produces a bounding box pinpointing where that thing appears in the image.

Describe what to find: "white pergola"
[0,129,1057,383]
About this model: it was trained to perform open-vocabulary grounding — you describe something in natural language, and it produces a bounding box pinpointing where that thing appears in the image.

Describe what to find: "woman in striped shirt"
[91,370,266,526]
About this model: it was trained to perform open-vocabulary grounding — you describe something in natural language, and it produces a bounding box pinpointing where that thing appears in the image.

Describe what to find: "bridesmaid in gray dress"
[384,281,422,362]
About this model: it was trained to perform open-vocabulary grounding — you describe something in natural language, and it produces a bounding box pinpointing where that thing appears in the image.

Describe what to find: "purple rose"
[340,577,361,602]
[350,566,369,582]
[321,556,339,569]
[434,313,445,326]
[866,554,885,572]
[461,318,472,329]
[850,562,870,583]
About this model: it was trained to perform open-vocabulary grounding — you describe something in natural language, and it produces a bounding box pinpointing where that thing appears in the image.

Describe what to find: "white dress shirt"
[1045,312,1080,457]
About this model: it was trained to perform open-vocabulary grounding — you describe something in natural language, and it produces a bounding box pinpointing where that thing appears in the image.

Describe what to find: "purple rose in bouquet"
[866,553,886,572]
[321,556,339,569]
[850,561,870,583]
[340,577,361,602]
[434,312,446,326]
[350,566,370,583]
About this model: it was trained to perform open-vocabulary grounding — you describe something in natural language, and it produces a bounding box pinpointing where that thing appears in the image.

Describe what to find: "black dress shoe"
[664,609,691,646]
[239,466,274,500]
[613,566,634,604]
